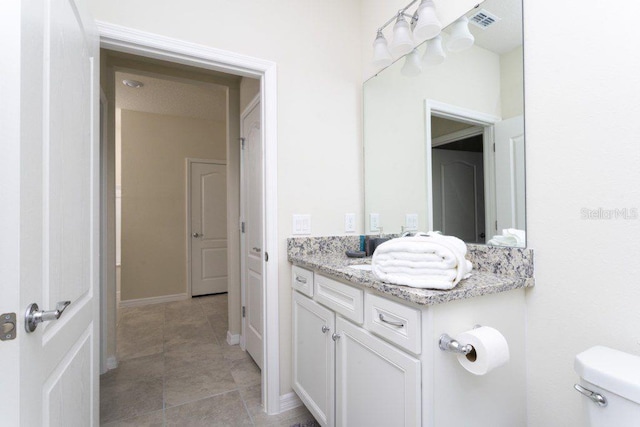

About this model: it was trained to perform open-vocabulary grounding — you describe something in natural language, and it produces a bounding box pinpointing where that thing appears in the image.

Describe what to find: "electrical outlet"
[344,213,356,233]
[369,213,380,232]
[405,213,418,231]
[292,214,311,235]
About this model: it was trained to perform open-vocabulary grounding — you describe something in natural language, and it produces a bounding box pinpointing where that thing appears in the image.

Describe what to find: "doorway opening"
[98,23,281,417]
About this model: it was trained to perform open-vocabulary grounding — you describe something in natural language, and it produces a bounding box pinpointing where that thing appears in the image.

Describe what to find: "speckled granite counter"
[288,236,534,306]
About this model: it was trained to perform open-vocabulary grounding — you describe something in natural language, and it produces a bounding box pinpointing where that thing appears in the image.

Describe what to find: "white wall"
[524,1,640,425]
[500,45,524,119]
[90,0,364,395]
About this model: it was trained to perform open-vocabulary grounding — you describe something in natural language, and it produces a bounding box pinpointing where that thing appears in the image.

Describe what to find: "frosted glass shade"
[401,49,422,77]
[422,35,446,66]
[372,32,393,67]
[413,0,442,42]
[389,17,414,58]
[447,16,475,52]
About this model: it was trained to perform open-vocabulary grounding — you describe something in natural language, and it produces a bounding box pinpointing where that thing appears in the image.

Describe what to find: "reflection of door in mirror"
[495,115,525,232]
[432,134,485,243]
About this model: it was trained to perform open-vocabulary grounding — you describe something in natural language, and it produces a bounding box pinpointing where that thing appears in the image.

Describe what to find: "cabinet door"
[335,317,421,427]
[292,292,335,427]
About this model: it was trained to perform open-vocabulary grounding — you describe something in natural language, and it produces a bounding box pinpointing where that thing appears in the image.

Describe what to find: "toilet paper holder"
[439,333,474,355]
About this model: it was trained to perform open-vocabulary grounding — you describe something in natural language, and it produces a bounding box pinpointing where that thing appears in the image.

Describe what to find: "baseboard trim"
[226,331,240,346]
[279,391,303,413]
[106,356,118,371]
[118,293,188,308]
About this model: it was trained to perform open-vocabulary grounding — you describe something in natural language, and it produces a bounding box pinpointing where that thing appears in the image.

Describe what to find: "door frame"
[424,99,500,239]
[186,158,227,298]
[98,23,281,414]
[239,94,260,351]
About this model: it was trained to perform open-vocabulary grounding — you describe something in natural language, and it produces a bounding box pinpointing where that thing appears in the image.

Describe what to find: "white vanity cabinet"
[335,317,421,427]
[291,266,526,427]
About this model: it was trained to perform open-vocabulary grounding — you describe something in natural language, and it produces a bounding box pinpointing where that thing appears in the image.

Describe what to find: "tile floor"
[100,294,316,426]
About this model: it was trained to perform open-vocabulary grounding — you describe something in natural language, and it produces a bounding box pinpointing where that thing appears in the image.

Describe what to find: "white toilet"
[574,345,640,426]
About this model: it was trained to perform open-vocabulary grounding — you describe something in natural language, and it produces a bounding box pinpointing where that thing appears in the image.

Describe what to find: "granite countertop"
[289,251,534,307]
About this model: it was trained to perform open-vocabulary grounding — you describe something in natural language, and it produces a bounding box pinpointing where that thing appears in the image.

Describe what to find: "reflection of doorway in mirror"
[432,133,486,243]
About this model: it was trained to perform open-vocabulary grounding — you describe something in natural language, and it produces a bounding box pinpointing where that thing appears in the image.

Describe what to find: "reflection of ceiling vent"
[469,9,501,29]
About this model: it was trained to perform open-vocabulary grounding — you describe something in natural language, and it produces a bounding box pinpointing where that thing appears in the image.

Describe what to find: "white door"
[292,292,335,427]
[241,99,264,369]
[494,115,526,233]
[0,0,100,425]
[190,161,228,296]
[335,318,420,427]
[432,148,486,243]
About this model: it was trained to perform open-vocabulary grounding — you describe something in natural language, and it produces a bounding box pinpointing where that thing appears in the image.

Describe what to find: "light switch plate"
[369,213,380,232]
[405,213,418,231]
[345,213,356,233]
[292,214,311,235]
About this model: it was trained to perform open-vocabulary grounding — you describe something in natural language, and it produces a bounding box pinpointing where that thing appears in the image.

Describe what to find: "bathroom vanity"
[289,236,533,427]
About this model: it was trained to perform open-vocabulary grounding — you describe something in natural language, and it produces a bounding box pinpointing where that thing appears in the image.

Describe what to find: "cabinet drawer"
[292,265,314,297]
[314,274,363,324]
[365,292,421,354]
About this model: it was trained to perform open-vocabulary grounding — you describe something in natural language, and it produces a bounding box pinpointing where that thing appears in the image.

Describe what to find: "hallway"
[100,294,315,426]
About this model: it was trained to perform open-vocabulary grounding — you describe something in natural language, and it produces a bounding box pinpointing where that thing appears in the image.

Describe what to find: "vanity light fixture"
[372,31,393,67]
[422,34,446,66]
[446,16,475,52]
[372,0,442,65]
[401,49,423,76]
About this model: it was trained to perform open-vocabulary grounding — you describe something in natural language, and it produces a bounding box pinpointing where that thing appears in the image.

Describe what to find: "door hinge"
[240,221,245,233]
[493,143,496,153]
[242,306,246,318]
[265,252,269,262]
[495,220,498,230]
[240,137,246,149]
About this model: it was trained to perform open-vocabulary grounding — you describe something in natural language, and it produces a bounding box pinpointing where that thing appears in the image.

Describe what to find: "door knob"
[192,232,201,238]
[25,301,71,333]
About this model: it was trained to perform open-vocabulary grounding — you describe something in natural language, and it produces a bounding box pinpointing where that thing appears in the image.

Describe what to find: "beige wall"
[120,110,226,300]
[500,45,524,120]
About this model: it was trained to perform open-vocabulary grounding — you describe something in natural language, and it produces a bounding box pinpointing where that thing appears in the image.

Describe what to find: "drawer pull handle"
[295,275,308,284]
[379,313,404,328]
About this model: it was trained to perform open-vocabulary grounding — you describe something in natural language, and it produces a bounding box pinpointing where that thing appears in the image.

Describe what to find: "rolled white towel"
[371,232,472,290]
[488,228,525,248]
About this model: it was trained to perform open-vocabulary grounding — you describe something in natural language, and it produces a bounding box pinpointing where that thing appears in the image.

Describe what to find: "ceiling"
[116,71,228,121]
[460,0,523,54]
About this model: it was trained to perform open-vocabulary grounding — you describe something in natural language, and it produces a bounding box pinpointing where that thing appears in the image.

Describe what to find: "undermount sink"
[348,264,372,271]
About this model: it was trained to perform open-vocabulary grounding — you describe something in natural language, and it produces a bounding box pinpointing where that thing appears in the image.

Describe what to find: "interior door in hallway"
[0,0,100,424]
[190,161,228,296]
[241,99,264,369]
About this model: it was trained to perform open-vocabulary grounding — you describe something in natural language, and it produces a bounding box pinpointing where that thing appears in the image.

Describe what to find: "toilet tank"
[574,346,640,426]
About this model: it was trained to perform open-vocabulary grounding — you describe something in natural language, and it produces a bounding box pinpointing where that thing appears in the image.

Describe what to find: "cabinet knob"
[332,332,341,341]
[321,325,330,334]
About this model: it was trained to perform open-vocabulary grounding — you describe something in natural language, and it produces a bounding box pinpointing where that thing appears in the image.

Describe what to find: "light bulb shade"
[389,17,414,58]
[401,49,422,77]
[422,34,446,66]
[446,16,475,52]
[372,33,393,67]
[413,0,442,42]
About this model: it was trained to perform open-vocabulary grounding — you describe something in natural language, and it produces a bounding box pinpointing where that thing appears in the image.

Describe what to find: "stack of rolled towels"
[371,232,473,290]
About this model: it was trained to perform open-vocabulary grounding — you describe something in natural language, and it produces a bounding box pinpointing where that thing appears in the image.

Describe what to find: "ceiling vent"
[468,9,501,29]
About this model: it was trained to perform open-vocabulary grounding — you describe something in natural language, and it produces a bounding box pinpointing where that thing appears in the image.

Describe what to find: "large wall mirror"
[364,0,525,247]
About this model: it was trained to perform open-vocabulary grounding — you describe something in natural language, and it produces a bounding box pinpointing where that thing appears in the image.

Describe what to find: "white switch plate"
[292,214,311,235]
[345,213,356,233]
[369,213,380,232]
[405,213,418,231]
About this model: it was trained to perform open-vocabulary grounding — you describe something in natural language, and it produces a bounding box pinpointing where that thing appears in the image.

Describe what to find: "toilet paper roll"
[455,326,510,375]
